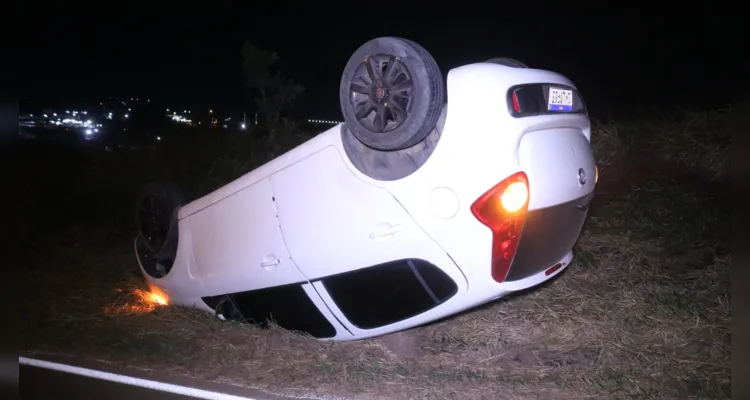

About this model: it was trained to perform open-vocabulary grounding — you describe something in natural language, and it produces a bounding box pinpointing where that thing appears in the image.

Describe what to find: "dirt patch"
[378,330,428,360]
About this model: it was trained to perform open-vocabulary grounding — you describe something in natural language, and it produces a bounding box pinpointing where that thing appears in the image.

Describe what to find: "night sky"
[19,1,744,119]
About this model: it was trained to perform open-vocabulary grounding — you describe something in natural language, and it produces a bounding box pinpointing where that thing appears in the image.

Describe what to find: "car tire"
[341,103,446,181]
[486,57,529,68]
[339,37,445,151]
[135,181,185,259]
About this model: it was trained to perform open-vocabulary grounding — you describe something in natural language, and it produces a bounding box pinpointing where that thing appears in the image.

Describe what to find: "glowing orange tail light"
[146,283,170,306]
[149,291,168,306]
[470,172,529,283]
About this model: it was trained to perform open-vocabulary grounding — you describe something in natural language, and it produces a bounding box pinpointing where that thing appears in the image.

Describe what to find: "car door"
[188,177,307,297]
[270,145,468,335]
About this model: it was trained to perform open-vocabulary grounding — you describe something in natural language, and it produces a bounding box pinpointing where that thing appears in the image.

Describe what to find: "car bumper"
[505,191,594,282]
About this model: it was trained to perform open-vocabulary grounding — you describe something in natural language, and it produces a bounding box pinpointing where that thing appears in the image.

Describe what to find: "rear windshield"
[507,83,587,117]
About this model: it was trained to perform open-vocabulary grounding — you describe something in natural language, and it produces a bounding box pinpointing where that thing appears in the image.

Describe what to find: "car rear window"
[507,83,587,117]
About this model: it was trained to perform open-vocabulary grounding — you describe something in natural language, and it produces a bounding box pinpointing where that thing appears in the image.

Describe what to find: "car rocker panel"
[134,37,596,341]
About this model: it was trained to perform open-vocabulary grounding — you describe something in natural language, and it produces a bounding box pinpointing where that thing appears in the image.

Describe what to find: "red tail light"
[511,91,521,113]
[545,263,563,276]
[470,172,529,283]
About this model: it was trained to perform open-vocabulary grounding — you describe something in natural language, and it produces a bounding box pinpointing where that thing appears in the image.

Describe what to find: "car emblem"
[578,168,586,185]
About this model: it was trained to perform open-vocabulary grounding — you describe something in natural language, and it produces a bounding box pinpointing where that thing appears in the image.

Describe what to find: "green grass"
[17,110,731,399]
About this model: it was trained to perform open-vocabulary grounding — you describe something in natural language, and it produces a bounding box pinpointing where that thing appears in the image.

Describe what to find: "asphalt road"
[18,356,302,400]
[20,365,200,400]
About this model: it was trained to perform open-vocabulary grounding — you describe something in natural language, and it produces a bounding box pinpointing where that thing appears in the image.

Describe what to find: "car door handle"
[369,224,403,239]
[260,256,281,269]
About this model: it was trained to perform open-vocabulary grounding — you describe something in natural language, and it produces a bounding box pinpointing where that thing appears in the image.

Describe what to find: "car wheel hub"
[375,86,386,101]
[349,54,414,133]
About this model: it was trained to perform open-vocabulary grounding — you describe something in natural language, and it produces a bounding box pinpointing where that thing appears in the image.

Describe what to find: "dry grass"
[18,110,731,399]
[591,108,731,181]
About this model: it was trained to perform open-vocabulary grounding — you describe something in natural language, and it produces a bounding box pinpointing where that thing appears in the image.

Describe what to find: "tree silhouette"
[240,42,304,127]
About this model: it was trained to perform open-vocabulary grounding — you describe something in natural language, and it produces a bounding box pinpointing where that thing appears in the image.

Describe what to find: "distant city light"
[15,101,348,139]
[308,119,343,125]
[170,114,191,124]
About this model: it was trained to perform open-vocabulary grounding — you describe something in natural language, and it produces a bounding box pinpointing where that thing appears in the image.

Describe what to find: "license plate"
[548,87,573,112]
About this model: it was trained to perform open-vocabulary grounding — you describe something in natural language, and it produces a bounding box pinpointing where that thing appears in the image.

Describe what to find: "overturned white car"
[135,37,597,341]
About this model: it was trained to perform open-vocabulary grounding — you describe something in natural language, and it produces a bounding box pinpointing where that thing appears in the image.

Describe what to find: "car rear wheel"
[340,37,445,151]
[135,181,184,277]
[486,57,529,68]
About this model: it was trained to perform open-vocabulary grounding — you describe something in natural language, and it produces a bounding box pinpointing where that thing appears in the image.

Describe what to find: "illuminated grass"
[18,110,730,399]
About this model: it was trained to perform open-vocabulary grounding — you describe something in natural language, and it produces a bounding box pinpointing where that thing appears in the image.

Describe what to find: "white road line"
[19,356,256,400]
